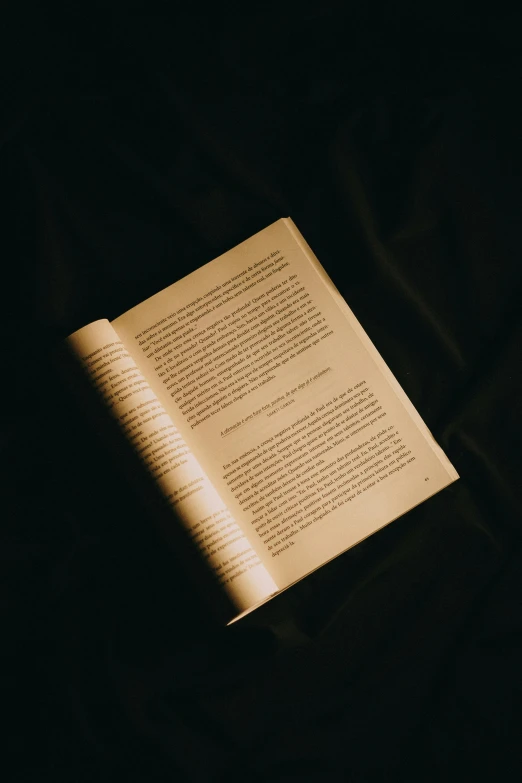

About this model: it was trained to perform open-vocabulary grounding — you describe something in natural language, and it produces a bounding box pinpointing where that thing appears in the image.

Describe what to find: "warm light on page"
[66,319,278,613]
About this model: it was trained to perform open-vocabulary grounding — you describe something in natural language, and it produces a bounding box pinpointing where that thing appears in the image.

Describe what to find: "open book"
[66,218,458,624]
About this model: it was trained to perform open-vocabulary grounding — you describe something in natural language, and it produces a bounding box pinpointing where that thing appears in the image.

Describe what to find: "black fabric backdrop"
[2,6,522,782]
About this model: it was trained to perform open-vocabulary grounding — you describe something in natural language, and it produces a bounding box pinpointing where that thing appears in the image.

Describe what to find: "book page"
[113,219,458,587]
[65,320,278,613]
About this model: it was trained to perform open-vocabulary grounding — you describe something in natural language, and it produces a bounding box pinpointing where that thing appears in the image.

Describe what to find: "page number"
[424,477,429,481]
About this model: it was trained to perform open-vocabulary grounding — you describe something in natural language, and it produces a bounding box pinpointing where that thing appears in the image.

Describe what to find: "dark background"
[2,5,522,782]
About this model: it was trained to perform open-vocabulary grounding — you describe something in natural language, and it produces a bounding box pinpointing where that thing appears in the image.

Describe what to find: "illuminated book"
[66,218,458,623]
